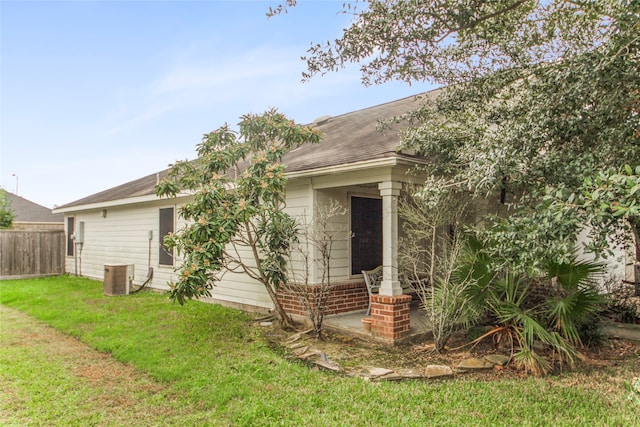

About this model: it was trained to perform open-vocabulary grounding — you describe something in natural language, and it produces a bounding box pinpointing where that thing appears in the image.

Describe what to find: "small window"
[66,217,75,256]
[159,207,174,266]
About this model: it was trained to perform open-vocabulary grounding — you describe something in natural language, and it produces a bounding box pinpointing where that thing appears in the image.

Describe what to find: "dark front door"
[351,196,382,275]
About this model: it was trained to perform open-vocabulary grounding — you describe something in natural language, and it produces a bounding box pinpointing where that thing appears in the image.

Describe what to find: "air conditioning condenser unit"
[103,264,134,295]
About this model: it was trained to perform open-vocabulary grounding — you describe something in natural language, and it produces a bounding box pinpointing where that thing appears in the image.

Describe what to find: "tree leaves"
[0,190,15,229]
[547,165,640,258]
[302,0,639,261]
[156,110,320,325]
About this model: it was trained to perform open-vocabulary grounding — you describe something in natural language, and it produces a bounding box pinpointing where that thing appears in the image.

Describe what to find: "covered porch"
[286,167,425,344]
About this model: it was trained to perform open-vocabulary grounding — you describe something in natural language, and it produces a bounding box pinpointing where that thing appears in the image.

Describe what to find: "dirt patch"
[0,306,183,424]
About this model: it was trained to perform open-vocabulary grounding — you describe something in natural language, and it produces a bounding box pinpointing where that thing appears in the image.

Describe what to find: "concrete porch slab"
[324,303,431,343]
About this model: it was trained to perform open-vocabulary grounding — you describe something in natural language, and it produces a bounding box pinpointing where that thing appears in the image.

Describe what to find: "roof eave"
[284,154,427,180]
[54,155,426,213]
[53,192,192,214]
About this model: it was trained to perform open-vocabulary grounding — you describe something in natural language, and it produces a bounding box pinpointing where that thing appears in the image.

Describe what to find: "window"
[159,207,174,266]
[66,217,75,256]
[350,196,382,275]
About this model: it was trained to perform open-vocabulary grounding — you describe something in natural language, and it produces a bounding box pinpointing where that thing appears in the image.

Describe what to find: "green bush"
[463,238,605,376]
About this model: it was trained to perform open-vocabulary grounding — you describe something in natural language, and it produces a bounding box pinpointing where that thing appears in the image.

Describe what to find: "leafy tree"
[0,190,14,229]
[547,165,640,259]
[278,0,640,258]
[156,110,321,328]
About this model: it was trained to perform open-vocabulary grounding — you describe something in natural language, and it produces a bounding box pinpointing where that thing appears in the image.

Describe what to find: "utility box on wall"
[103,264,133,296]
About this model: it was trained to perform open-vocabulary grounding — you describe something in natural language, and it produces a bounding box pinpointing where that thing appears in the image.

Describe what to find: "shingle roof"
[55,170,170,209]
[5,192,64,223]
[56,89,439,210]
[283,91,433,172]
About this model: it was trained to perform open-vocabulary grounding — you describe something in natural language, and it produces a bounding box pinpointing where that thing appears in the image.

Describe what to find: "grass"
[1,275,638,426]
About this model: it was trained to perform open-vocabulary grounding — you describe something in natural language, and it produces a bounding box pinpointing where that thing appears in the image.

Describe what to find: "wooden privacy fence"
[0,230,65,279]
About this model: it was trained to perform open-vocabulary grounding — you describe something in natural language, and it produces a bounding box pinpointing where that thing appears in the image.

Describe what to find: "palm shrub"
[464,238,605,376]
[543,258,604,347]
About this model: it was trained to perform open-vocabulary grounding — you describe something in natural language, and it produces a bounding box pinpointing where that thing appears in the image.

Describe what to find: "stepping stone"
[425,365,453,378]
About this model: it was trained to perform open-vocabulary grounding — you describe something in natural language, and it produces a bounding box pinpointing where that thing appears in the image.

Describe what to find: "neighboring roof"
[56,89,440,211]
[4,192,64,223]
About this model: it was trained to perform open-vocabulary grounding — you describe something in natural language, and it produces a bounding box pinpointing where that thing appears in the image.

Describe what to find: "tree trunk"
[263,281,295,329]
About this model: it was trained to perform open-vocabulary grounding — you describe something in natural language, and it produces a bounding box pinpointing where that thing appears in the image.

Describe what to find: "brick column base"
[370,294,412,344]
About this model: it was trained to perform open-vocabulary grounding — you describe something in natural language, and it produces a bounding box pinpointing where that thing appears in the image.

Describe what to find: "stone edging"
[283,329,510,381]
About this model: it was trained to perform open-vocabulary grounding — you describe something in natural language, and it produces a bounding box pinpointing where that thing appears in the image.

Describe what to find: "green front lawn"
[0,276,637,426]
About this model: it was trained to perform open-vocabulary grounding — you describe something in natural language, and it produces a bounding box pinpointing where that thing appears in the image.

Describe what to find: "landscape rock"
[377,372,405,381]
[425,364,454,378]
[456,357,494,370]
[285,328,314,344]
[315,359,342,372]
[292,345,309,356]
[396,368,423,379]
[484,354,510,366]
[289,342,307,350]
[298,349,323,360]
[365,367,395,379]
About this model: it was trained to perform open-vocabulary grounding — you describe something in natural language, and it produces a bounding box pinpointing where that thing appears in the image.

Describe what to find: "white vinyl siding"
[210,179,316,310]
[63,200,183,291]
[59,166,450,310]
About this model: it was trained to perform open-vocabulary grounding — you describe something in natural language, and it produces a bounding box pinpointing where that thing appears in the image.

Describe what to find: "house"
[54,91,445,343]
[53,89,635,343]
[5,192,64,231]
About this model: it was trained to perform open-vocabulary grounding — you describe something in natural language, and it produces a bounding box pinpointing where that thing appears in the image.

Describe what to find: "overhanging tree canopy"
[297,0,639,195]
[275,0,639,264]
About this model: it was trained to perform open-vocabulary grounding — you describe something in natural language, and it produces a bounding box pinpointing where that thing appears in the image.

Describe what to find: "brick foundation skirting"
[277,281,369,317]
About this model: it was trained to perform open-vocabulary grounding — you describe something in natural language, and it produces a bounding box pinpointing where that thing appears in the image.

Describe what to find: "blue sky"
[1,0,435,208]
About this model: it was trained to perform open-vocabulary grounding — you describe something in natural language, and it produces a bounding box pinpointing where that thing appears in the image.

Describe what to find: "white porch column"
[378,181,403,296]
